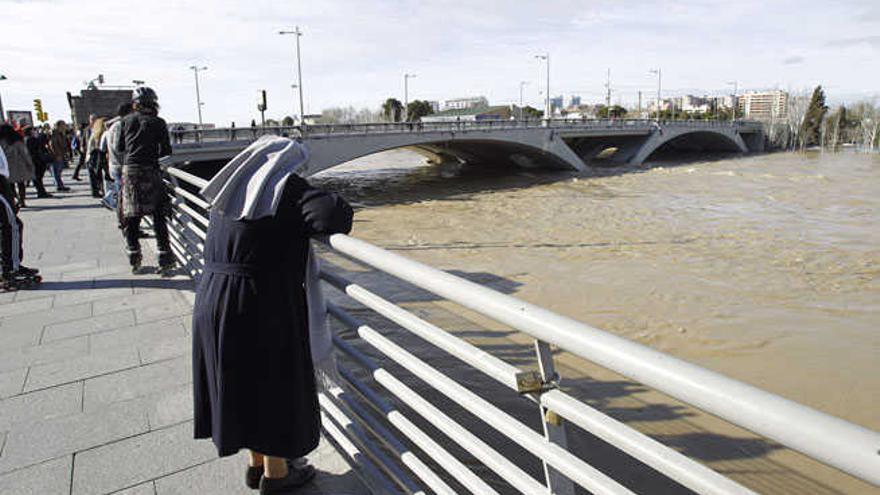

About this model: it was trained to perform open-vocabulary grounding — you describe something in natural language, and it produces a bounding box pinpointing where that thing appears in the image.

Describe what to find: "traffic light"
[33,99,47,122]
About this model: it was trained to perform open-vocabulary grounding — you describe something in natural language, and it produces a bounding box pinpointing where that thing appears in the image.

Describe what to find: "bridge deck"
[0,174,366,494]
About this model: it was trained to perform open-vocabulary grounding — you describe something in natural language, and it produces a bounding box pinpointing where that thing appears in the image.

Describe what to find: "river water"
[312,150,879,492]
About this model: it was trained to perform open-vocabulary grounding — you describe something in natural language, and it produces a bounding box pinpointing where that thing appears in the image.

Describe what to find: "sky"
[1,0,878,125]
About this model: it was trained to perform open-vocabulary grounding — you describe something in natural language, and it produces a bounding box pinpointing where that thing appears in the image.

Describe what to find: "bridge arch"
[630,128,747,166]
[299,130,588,176]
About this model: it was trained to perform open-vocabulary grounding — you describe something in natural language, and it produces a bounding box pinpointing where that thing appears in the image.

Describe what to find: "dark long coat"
[192,175,353,458]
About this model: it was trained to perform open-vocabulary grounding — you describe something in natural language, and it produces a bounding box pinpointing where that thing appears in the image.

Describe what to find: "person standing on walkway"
[23,126,52,198]
[72,116,94,181]
[48,121,71,192]
[101,103,132,223]
[116,87,173,274]
[192,136,352,494]
[0,144,39,289]
[87,118,108,198]
[0,124,35,208]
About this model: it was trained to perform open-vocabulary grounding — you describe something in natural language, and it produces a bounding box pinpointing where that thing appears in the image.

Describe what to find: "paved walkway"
[0,174,366,494]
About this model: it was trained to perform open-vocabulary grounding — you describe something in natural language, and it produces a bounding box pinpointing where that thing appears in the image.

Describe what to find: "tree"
[521,105,544,119]
[800,85,828,147]
[405,100,435,122]
[382,98,404,122]
[282,116,295,126]
[597,105,627,118]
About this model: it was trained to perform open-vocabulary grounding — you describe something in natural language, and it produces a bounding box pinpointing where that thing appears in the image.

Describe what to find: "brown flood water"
[313,150,879,493]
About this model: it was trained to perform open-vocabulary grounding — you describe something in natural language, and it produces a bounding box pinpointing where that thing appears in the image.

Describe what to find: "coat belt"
[204,261,263,277]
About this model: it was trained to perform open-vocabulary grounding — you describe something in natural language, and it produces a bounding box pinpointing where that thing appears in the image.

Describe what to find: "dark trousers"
[0,203,23,273]
[88,166,105,197]
[33,161,49,196]
[124,210,170,258]
[73,152,86,178]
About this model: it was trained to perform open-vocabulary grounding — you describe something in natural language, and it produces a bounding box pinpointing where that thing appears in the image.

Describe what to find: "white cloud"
[0,0,876,125]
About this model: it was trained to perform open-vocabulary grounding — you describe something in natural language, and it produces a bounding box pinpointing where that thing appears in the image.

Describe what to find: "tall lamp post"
[519,81,529,120]
[0,74,7,123]
[279,27,305,126]
[649,68,662,121]
[189,65,207,128]
[727,80,738,122]
[535,54,550,122]
[403,73,416,121]
[290,84,299,124]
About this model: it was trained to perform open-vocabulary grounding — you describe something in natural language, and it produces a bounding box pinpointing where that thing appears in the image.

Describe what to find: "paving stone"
[83,356,191,411]
[0,297,53,319]
[62,264,133,280]
[24,346,140,392]
[71,422,216,495]
[0,320,43,349]
[0,302,92,331]
[134,300,192,325]
[0,400,148,473]
[92,291,184,318]
[0,336,90,374]
[0,368,27,398]
[0,456,72,494]
[139,334,190,364]
[42,309,137,343]
[136,384,193,431]
[0,382,83,430]
[89,318,186,357]
[111,481,156,494]
[53,284,134,307]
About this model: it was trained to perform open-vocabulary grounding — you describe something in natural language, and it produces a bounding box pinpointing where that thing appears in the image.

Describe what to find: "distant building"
[550,95,564,113]
[426,101,441,113]
[738,90,789,120]
[67,88,133,128]
[707,95,737,112]
[443,96,489,111]
[422,105,512,123]
[567,95,582,107]
[680,95,709,113]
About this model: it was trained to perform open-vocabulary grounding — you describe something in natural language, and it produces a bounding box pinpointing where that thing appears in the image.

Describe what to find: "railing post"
[534,339,576,495]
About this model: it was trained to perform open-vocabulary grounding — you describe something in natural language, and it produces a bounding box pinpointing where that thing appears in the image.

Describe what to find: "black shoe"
[246,459,301,490]
[129,252,143,274]
[259,465,315,494]
[37,193,54,198]
[57,186,71,192]
[18,265,39,276]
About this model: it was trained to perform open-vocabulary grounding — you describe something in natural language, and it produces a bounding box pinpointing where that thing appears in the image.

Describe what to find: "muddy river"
[311,150,878,493]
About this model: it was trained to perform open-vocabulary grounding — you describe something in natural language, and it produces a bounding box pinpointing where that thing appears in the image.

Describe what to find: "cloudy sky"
[1,0,878,125]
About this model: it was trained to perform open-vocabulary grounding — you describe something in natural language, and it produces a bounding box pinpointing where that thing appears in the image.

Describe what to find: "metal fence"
[162,165,880,494]
[170,118,763,145]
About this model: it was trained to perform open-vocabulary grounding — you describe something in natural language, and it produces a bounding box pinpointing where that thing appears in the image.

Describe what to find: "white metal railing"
[162,165,880,494]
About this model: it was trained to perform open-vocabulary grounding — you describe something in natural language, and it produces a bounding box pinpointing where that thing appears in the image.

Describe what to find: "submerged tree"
[800,85,828,147]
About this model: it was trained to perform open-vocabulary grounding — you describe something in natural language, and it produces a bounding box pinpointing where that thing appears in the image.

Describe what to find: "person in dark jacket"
[192,137,353,494]
[116,87,173,273]
[24,126,52,198]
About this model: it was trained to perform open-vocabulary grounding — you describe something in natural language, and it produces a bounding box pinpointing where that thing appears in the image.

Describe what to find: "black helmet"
[133,86,158,105]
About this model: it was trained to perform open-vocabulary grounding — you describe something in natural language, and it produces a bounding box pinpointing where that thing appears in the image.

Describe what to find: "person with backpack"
[116,87,174,274]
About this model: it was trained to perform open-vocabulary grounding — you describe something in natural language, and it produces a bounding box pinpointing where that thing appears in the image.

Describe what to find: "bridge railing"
[160,165,880,494]
[170,118,760,145]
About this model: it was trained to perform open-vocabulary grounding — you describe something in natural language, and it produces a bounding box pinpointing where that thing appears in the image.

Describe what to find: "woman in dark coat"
[192,137,352,494]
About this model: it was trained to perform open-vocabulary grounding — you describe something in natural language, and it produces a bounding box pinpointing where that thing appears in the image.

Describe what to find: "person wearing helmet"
[116,87,174,274]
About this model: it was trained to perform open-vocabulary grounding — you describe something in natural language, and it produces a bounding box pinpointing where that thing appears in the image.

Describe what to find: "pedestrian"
[101,103,132,224]
[87,118,108,198]
[250,119,257,138]
[24,126,53,198]
[48,121,71,192]
[0,145,39,290]
[230,121,236,140]
[116,87,174,274]
[72,122,90,181]
[192,136,352,494]
[0,124,35,208]
[173,125,185,144]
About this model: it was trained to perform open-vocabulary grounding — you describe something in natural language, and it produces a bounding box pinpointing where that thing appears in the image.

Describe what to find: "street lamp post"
[290,84,299,124]
[535,54,550,122]
[727,80,738,122]
[649,68,662,121]
[519,81,529,120]
[0,74,7,123]
[279,27,305,127]
[189,65,207,128]
[403,73,416,121]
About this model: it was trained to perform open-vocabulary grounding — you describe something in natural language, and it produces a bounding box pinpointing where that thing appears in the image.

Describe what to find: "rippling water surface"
[312,150,878,493]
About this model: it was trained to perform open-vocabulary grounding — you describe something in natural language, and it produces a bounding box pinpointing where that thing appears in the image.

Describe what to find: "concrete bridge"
[166,119,765,176]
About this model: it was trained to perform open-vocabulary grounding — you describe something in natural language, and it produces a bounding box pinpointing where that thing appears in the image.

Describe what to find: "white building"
[738,90,789,120]
[443,96,489,111]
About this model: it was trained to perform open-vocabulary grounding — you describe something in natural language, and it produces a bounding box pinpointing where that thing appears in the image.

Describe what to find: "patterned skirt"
[121,167,168,218]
